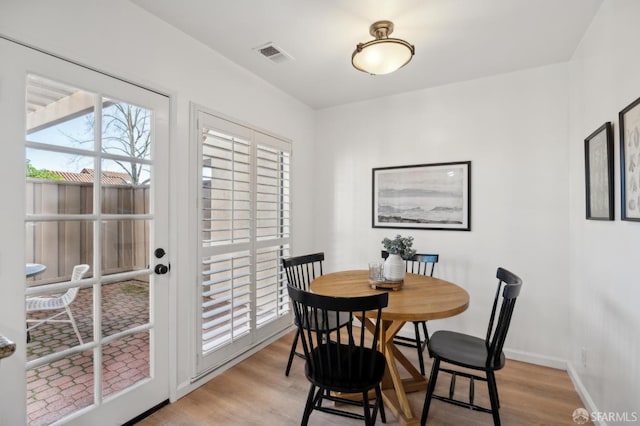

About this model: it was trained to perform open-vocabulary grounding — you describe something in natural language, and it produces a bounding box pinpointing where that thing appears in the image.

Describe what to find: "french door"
[195,108,292,375]
[0,38,170,425]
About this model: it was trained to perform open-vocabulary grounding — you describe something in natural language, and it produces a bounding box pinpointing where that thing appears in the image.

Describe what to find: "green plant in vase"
[381,234,416,281]
[382,234,416,259]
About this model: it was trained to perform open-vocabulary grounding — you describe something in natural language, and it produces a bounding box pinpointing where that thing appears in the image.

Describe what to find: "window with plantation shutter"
[195,109,291,375]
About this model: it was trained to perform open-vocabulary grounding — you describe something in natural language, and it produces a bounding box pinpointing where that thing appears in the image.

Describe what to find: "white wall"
[3,0,638,420]
[0,0,316,402]
[568,0,640,416]
[315,64,571,364]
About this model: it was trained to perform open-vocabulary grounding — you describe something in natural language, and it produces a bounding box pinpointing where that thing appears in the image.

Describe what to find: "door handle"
[0,336,16,360]
[155,263,170,275]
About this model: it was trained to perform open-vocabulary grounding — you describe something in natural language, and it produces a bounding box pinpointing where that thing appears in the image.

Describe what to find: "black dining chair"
[287,284,389,425]
[420,267,523,426]
[382,250,439,375]
[283,252,347,376]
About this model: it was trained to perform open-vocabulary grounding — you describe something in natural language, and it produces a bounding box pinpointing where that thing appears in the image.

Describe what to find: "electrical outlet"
[581,348,587,367]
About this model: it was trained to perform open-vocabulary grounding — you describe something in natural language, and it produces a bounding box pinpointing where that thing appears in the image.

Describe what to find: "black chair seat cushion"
[305,342,386,393]
[429,330,505,371]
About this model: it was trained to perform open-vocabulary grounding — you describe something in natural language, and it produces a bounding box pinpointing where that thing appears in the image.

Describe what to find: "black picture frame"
[584,122,614,220]
[372,161,471,231]
[620,96,640,221]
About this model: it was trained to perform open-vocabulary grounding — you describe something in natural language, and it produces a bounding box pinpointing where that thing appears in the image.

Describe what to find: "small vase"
[383,253,405,281]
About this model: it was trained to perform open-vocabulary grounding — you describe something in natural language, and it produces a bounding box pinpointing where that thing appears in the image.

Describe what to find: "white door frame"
[0,37,172,425]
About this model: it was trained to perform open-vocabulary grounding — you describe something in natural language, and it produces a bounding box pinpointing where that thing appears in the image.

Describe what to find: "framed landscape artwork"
[372,161,471,231]
[620,96,640,221]
[584,122,614,220]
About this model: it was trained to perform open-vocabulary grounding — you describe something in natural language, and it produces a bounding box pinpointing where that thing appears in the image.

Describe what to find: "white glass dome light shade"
[352,20,415,75]
[352,39,414,75]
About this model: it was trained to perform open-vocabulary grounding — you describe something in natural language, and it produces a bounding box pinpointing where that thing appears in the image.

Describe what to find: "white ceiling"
[131,0,602,110]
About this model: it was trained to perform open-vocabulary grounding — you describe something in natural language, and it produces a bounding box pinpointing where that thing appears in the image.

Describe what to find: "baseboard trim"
[566,363,605,426]
[503,349,604,426]
[504,348,568,370]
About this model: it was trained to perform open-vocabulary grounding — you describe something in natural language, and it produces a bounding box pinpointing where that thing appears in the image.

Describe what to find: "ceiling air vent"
[253,42,293,64]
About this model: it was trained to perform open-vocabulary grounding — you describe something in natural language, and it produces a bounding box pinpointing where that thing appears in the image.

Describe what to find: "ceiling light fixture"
[352,20,415,75]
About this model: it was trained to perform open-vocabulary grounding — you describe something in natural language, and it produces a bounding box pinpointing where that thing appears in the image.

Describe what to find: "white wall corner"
[505,351,607,426]
[566,362,606,426]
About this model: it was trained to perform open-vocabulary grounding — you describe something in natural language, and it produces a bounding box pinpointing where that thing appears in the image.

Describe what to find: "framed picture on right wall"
[584,122,614,220]
[620,96,640,221]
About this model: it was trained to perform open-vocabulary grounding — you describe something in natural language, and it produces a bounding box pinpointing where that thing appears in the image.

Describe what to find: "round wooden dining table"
[311,270,469,426]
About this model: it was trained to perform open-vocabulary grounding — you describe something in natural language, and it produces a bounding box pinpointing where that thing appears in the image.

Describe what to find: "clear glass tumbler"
[368,261,383,281]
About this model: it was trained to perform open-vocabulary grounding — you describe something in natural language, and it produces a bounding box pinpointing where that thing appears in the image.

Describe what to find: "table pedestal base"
[381,377,427,425]
[362,317,429,425]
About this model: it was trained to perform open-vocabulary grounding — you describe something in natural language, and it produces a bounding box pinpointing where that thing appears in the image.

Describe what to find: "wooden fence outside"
[25,178,150,284]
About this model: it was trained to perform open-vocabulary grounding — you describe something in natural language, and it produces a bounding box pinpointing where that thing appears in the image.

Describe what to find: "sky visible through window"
[26,104,151,184]
[27,113,94,172]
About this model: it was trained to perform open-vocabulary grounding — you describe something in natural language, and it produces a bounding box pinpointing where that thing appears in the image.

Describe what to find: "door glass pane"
[102,279,149,337]
[101,99,152,161]
[25,220,94,287]
[27,285,94,360]
[26,150,95,215]
[26,75,96,150]
[26,349,95,426]
[101,159,150,214]
[102,331,150,398]
[100,219,149,276]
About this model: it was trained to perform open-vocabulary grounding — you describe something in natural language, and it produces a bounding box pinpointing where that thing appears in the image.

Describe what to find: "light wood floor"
[139,331,589,425]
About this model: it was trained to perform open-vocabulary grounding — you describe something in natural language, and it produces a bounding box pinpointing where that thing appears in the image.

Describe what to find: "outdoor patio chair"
[26,264,90,345]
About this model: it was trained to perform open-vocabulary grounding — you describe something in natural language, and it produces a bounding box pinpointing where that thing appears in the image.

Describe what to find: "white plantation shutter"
[201,250,251,352]
[255,135,290,327]
[196,110,291,374]
[201,129,251,245]
[255,245,288,327]
[255,143,290,241]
